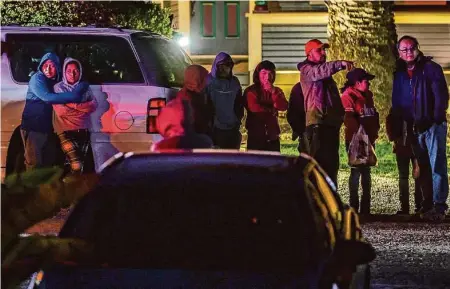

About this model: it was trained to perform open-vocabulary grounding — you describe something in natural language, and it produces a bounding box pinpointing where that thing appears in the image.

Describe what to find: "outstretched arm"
[300,61,345,82]
[30,74,88,104]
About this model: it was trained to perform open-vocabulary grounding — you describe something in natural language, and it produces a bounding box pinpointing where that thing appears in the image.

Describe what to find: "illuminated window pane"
[201,2,216,38]
[225,2,240,38]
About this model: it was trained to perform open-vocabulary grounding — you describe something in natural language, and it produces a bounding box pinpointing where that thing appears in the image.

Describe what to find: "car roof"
[99,150,314,176]
[0,25,163,39]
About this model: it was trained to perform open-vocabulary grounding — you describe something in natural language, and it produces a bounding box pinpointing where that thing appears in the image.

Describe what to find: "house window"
[201,2,216,38]
[225,2,240,38]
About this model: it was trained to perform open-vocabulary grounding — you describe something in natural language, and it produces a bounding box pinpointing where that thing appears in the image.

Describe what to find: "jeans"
[349,166,371,214]
[395,154,425,213]
[416,122,448,213]
[20,129,56,170]
[304,125,341,187]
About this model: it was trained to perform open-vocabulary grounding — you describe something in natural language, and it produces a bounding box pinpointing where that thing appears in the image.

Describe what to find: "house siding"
[396,24,450,68]
[262,24,327,70]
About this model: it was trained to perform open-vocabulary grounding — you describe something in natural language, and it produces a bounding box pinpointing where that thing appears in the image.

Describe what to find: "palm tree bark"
[326,0,397,123]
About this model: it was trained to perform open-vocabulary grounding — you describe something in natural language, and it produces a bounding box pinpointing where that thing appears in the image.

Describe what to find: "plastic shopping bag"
[348,125,377,167]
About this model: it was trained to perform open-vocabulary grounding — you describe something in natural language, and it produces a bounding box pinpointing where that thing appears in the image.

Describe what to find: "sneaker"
[421,207,445,222]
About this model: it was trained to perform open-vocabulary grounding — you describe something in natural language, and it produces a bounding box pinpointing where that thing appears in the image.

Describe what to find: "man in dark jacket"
[20,52,88,171]
[297,39,353,186]
[286,82,306,153]
[392,35,449,221]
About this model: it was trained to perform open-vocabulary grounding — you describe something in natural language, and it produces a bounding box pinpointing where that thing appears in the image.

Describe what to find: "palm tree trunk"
[326,0,397,122]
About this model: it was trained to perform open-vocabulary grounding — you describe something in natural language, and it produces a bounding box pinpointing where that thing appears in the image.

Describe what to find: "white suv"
[1,26,192,177]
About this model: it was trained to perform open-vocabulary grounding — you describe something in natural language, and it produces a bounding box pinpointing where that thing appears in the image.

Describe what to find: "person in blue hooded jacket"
[20,52,88,171]
[205,52,244,149]
[391,35,449,221]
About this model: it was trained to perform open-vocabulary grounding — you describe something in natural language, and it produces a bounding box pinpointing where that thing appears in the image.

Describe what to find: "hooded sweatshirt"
[53,58,97,134]
[21,53,88,133]
[206,52,244,130]
[175,65,213,135]
[152,97,213,151]
[297,59,345,128]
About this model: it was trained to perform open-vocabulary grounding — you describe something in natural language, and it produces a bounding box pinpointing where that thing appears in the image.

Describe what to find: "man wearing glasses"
[391,35,449,221]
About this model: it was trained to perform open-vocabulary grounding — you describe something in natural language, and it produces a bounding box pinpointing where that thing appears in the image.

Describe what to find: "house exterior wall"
[189,1,249,56]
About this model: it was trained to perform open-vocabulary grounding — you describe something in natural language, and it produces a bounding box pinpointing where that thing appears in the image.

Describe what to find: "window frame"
[5,33,146,85]
[224,1,240,38]
[200,2,216,38]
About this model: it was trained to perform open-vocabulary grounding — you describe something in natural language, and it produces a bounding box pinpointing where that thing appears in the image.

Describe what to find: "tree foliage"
[325,0,397,132]
[0,0,173,37]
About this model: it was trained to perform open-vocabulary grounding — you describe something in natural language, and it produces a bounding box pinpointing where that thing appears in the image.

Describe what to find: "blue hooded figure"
[20,52,88,170]
[205,52,244,149]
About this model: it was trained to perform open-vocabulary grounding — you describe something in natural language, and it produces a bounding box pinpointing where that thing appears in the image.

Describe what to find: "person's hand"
[261,81,273,92]
[341,61,354,71]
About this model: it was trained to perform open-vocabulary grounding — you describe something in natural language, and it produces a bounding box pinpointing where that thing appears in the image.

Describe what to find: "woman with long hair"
[243,60,288,152]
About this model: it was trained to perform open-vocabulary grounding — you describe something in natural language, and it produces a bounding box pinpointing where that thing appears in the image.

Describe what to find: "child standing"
[53,58,97,174]
[341,68,380,215]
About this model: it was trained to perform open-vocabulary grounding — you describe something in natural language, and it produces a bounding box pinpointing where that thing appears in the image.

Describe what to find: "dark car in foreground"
[35,151,375,289]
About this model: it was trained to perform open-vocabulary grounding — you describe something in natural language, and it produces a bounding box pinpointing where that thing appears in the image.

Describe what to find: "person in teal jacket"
[20,52,88,171]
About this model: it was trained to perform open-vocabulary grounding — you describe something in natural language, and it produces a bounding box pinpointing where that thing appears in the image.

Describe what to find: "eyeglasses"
[398,46,417,53]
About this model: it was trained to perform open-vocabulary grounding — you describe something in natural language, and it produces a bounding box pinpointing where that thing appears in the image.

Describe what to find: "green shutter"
[224,2,240,38]
[200,2,216,38]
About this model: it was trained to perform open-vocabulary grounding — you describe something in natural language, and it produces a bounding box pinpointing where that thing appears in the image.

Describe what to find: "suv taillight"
[146,98,166,134]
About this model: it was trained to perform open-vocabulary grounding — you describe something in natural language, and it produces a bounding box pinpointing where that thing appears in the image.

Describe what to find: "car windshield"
[131,34,192,88]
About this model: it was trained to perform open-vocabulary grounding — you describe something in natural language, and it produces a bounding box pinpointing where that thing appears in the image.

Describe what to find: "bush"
[0,1,172,37]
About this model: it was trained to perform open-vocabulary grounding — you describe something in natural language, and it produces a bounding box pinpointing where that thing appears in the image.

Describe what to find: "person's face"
[398,39,419,63]
[308,47,326,63]
[259,69,274,86]
[41,60,57,79]
[217,63,232,78]
[355,79,370,92]
[65,63,81,85]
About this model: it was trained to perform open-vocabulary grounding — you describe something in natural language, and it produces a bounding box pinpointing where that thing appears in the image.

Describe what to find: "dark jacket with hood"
[244,61,288,141]
[297,59,345,127]
[152,97,213,151]
[175,65,213,135]
[206,52,244,130]
[21,53,88,133]
[391,53,449,134]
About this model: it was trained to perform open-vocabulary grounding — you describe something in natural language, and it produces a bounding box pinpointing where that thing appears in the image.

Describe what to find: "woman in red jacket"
[244,61,288,152]
[341,68,380,215]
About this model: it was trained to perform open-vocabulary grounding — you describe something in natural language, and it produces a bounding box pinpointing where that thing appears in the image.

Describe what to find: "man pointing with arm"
[297,39,353,187]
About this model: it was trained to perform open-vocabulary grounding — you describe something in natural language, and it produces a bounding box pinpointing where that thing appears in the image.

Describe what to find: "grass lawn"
[280,140,450,214]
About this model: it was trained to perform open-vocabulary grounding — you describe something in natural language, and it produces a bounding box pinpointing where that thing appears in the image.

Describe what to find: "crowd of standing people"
[18,36,448,220]
[153,36,448,221]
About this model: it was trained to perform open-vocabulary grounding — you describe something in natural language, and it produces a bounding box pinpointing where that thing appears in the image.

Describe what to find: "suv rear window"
[131,35,192,88]
[60,164,320,271]
[6,34,144,84]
